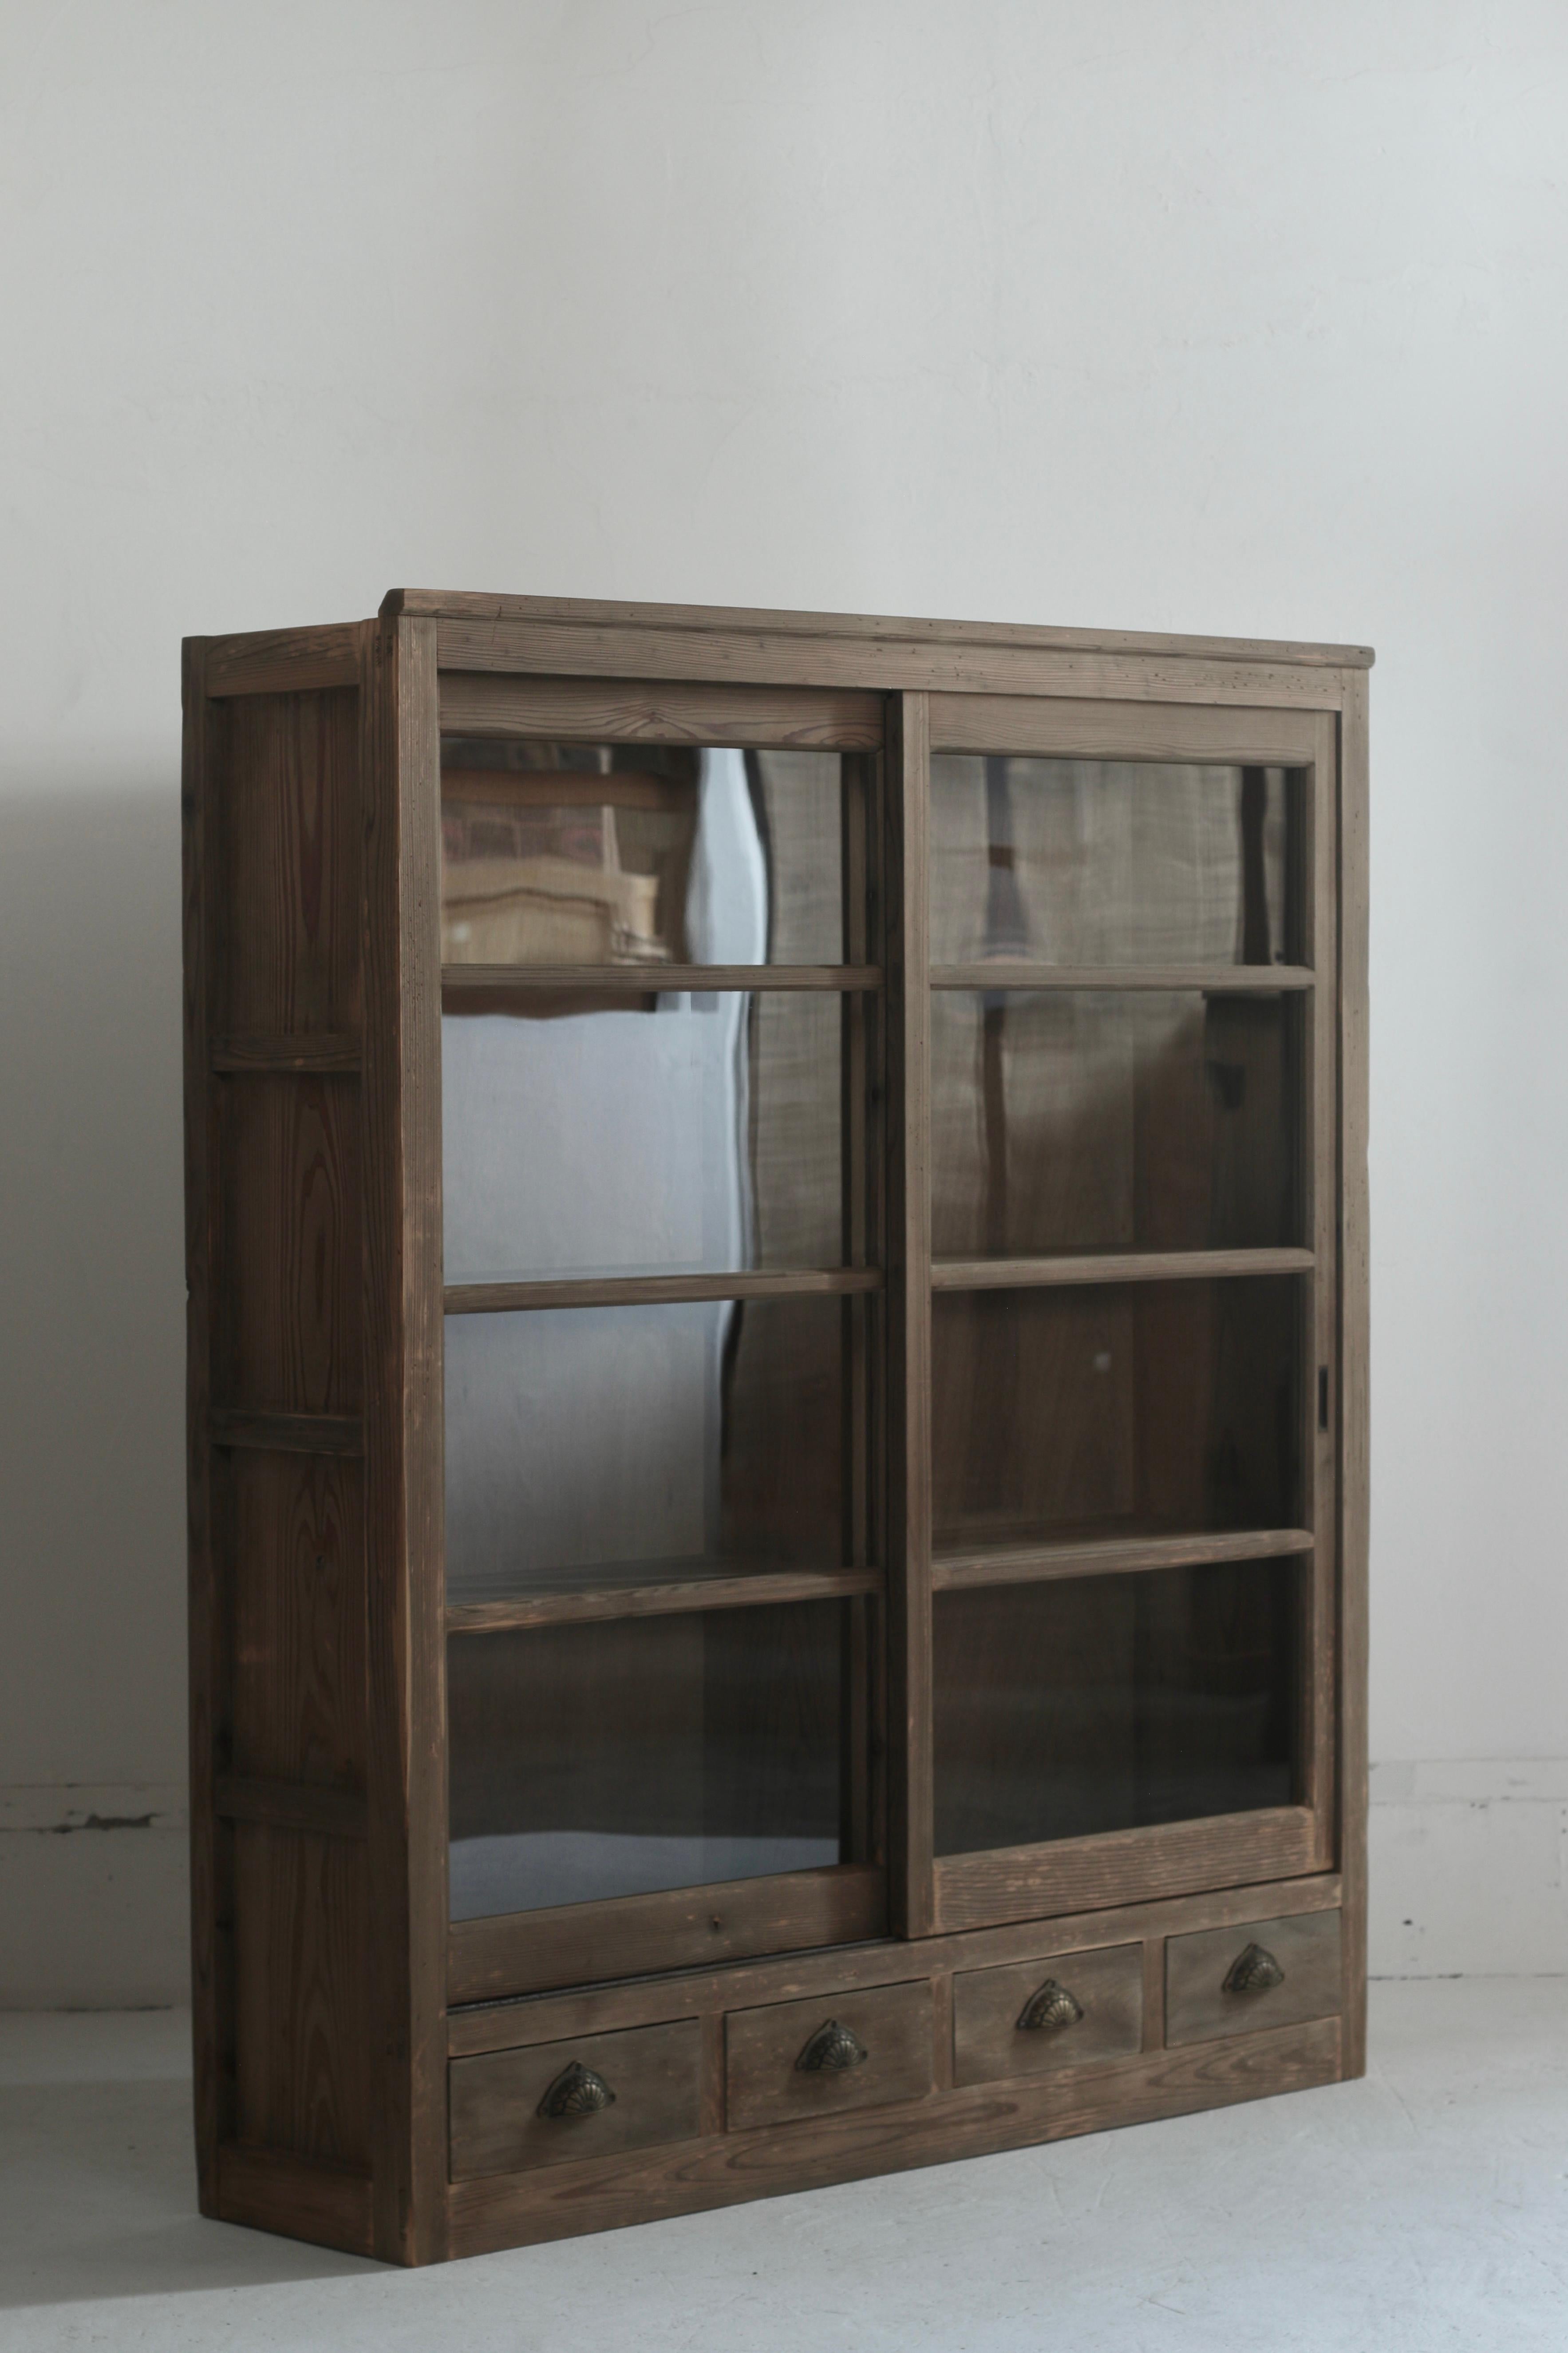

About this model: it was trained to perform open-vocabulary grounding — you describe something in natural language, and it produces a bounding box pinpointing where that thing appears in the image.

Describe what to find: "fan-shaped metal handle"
[1017,1978,1085,2034]
[537,2061,616,2118]
[795,2018,868,2072]
[1223,1942,1285,1996]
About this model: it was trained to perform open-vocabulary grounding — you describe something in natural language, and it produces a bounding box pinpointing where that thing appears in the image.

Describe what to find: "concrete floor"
[0,1981,1564,2350]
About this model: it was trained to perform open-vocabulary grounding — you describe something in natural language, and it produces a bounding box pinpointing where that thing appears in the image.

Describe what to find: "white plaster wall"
[2,1,1565,1998]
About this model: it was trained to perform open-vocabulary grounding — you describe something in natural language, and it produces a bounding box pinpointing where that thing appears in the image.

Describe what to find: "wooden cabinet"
[182,593,1370,2262]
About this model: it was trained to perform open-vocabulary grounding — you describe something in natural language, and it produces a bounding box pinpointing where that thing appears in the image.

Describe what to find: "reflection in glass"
[930,757,1300,968]
[932,991,1300,1260]
[442,993,844,1285]
[444,1297,847,1605]
[440,738,846,969]
[933,1560,1297,1854]
[932,1279,1299,1555]
[449,1603,849,1919]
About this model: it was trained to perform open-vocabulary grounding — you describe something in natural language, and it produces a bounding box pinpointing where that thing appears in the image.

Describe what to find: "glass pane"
[449,1602,849,1919]
[442,992,844,1285]
[445,1296,847,1606]
[930,757,1300,968]
[441,739,847,969]
[933,1560,1297,1854]
[932,1279,1299,1556]
[932,990,1300,1259]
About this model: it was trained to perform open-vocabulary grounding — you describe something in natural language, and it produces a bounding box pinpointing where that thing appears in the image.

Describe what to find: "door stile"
[1337,671,1371,2075]
[1303,714,1340,1864]
[361,615,449,2260]
[885,692,934,1936]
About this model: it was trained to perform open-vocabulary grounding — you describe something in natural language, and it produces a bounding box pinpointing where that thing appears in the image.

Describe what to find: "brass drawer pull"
[795,2019,868,2073]
[1016,1979,1085,2034]
[537,2061,616,2118]
[1223,1942,1285,1996]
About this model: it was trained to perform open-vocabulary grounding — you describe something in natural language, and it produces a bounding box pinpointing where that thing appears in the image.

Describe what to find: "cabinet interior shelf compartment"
[183,591,1368,2265]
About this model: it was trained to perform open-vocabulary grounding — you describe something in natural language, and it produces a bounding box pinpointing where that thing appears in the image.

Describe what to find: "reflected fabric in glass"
[932,991,1301,1260]
[448,1604,848,1918]
[930,757,1299,968]
[933,1560,1296,1855]
[932,1279,1300,1555]
[444,1297,847,1604]
[440,739,846,969]
[442,993,844,1285]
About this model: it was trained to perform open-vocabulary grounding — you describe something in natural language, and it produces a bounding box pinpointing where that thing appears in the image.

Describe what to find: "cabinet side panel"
[217,1075,363,1413]
[217,688,363,1036]
[230,1450,368,1788]
[188,645,377,2253]
[232,1823,371,2164]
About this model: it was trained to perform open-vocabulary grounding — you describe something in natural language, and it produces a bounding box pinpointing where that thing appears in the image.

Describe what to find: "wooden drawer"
[1165,1910,1343,2048]
[726,1980,933,2132]
[953,1942,1142,2087]
[449,2019,700,2179]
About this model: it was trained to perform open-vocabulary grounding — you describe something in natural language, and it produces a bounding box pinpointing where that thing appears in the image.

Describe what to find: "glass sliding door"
[438,701,885,1998]
[917,706,1338,1929]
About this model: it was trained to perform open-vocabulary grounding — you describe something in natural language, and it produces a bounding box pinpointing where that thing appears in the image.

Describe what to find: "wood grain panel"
[929,695,1321,763]
[438,671,884,749]
[212,1033,361,1074]
[1166,1909,1343,2047]
[448,1865,885,2006]
[209,1409,363,1456]
[450,2021,701,2179]
[389,586,1372,668]
[232,1823,371,2167]
[217,687,361,1037]
[218,1075,362,1414]
[445,2015,1342,2255]
[229,1450,366,1789]
[448,1872,1342,2057]
[430,616,1351,710]
[214,2142,375,2257]
[725,1980,933,2132]
[215,1772,368,1839]
[932,1805,1318,1932]
[952,1943,1143,2086]
[205,625,363,697]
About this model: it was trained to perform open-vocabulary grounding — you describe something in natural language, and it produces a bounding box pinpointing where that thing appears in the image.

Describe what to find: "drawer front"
[449,2019,701,2179]
[953,1942,1142,2088]
[726,1980,933,2133]
[1165,1910,1343,2048]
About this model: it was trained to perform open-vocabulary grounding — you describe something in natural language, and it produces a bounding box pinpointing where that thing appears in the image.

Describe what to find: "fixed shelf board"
[441,962,882,996]
[446,1561,884,1633]
[930,1247,1314,1293]
[443,1267,883,1314]
[929,963,1315,993]
[931,1526,1315,1593]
